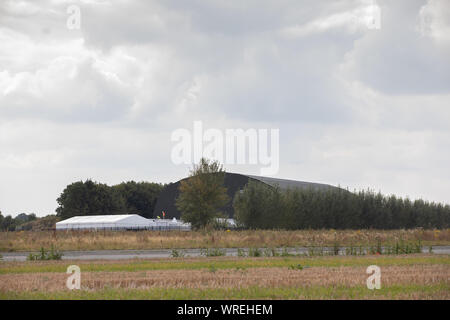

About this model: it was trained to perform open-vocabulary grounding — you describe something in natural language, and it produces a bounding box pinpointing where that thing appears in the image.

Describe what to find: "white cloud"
[0,0,449,216]
[281,1,381,38]
[419,0,450,44]
[340,0,450,94]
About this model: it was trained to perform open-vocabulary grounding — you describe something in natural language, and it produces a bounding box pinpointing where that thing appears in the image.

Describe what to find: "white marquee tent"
[56,214,190,231]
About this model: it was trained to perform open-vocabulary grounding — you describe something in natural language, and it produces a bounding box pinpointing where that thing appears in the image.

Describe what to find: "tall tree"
[234,184,450,230]
[56,180,126,219]
[0,215,15,231]
[176,158,229,229]
[113,181,164,218]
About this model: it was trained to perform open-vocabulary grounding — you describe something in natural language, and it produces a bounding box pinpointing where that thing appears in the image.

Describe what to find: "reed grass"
[1,265,448,292]
[1,254,448,300]
[2,284,448,300]
[1,229,448,252]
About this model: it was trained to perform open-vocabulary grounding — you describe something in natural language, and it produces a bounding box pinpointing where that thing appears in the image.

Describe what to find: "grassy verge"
[1,229,449,252]
[0,254,448,274]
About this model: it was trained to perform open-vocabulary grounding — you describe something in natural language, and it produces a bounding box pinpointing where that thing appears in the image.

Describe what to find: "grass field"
[1,229,448,299]
[1,229,449,252]
[0,254,449,299]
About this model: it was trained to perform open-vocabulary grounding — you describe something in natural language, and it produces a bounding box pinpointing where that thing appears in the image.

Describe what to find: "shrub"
[248,247,262,257]
[200,248,226,257]
[263,247,280,257]
[288,264,304,270]
[26,245,63,261]
[237,248,246,257]
[171,249,185,258]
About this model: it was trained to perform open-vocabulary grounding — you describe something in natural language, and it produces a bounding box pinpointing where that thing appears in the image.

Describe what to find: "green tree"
[234,183,450,230]
[175,158,229,229]
[0,215,16,231]
[56,180,126,220]
[234,180,284,229]
[113,181,164,218]
[14,213,37,225]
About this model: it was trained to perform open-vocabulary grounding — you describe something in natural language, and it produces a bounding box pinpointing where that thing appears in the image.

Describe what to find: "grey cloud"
[0,0,80,46]
[0,57,134,123]
[1,0,450,216]
[343,0,450,94]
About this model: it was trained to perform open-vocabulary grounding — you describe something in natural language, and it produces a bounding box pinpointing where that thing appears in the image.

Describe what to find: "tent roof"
[56,214,148,225]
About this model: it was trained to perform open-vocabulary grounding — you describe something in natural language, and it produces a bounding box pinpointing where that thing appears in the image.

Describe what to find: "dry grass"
[0,265,448,293]
[1,229,449,252]
[0,255,448,299]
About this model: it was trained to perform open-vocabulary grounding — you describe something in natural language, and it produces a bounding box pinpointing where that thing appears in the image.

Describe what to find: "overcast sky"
[1,0,449,217]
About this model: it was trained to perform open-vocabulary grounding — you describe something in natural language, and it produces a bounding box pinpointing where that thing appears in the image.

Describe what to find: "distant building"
[153,172,337,220]
[56,214,190,231]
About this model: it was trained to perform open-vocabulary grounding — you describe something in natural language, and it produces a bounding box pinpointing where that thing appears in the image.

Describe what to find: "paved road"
[1,246,449,261]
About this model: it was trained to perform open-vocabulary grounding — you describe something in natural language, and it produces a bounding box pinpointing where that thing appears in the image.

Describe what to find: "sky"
[0,0,449,217]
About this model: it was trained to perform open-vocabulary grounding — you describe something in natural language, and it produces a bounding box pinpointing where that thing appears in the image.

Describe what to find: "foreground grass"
[1,229,449,252]
[1,255,448,274]
[1,284,448,300]
[1,255,448,300]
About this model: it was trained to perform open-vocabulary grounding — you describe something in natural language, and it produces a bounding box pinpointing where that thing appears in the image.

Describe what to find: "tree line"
[233,180,450,230]
[0,212,38,231]
[0,179,164,230]
[56,180,165,220]
[3,158,449,231]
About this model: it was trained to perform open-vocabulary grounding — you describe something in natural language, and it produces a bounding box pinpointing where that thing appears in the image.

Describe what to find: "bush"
[26,245,63,261]
[170,249,185,258]
[200,248,226,257]
[237,248,246,257]
[248,247,262,257]
[263,247,280,257]
[288,264,304,270]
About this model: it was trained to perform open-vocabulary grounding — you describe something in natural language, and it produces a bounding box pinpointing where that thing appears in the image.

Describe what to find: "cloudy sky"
[1,0,449,217]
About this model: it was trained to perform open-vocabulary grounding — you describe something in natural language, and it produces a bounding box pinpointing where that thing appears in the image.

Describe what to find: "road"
[1,246,449,261]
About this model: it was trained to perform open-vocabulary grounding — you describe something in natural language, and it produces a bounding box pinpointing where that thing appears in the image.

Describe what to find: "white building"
[56,214,190,231]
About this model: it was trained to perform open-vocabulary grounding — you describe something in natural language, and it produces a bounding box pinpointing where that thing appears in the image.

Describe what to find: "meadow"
[0,255,448,299]
[1,229,449,252]
[1,229,448,299]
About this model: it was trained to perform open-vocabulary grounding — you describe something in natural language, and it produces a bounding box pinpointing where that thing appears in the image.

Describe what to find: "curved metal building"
[152,172,337,220]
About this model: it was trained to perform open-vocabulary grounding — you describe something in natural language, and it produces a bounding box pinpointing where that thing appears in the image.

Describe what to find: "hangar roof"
[247,175,335,191]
